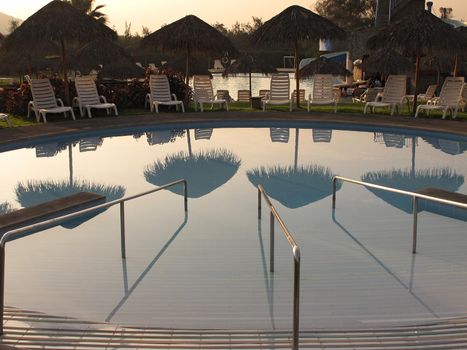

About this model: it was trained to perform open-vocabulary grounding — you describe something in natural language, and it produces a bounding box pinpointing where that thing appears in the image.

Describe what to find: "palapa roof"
[2,0,116,51]
[301,57,352,77]
[367,10,467,56]
[362,49,413,74]
[250,5,345,45]
[140,15,237,56]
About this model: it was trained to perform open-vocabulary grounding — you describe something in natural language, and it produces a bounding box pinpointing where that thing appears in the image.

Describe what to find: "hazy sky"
[2,0,467,34]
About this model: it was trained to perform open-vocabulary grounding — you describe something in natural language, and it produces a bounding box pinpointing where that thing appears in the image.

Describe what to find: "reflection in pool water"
[1,124,467,330]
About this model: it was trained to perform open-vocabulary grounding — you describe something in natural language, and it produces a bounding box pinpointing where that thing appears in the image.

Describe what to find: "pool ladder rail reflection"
[332,175,467,254]
[0,179,188,336]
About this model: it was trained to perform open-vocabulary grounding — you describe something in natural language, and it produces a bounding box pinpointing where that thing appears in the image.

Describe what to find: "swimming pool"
[1,121,467,330]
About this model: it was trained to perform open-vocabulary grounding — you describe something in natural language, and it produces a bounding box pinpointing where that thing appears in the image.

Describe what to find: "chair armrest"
[172,93,178,101]
[56,98,64,107]
[100,95,108,103]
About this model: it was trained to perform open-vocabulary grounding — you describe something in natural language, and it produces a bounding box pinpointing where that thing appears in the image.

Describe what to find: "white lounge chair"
[291,89,306,104]
[259,89,270,100]
[460,83,467,112]
[415,77,464,119]
[30,78,76,123]
[270,128,290,143]
[193,75,228,112]
[364,75,406,116]
[307,74,339,112]
[0,113,12,127]
[352,87,378,104]
[145,75,185,113]
[237,90,251,102]
[73,76,118,118]
[263,73,292,112]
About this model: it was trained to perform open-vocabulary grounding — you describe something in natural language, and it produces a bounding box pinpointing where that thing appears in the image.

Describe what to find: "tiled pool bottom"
[1,125,467,330]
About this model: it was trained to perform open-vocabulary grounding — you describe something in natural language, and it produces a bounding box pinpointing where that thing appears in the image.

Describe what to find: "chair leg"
[181,103,185,113]
[87,107,92,118]
[194,101,198,112]
[41,112,47,123]
[70,109,76,120]
[155,103,159,113]
[453,106,459,119]
[114,106,118,116]
[226,102,229,112]
[414,106,421,118]
[200,103,204,113]
[363,103,368,114]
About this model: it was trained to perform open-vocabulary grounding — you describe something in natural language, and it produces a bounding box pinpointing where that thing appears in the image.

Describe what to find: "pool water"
[1,123,467,330]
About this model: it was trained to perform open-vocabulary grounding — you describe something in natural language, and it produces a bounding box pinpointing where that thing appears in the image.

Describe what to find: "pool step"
[3,307,467,349]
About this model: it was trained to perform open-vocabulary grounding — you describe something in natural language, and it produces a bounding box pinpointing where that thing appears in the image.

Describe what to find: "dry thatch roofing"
[140,15,237,55]
[301,57,352,77]
[2,0,116,51]
[250,5,345,45]
[367,10,467,56]
[225,53,277,75]
[362,49,413,74]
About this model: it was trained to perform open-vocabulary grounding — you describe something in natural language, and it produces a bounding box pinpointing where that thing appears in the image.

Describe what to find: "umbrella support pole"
[257,185,301,350]
[332,176,467,255]
[120,202,126,259]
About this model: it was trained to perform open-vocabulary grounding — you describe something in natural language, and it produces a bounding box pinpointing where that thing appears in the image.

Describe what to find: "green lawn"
[1,101,466,129]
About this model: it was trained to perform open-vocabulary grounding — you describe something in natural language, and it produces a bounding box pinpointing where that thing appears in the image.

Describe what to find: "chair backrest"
[193,75,214,100]
[364,88,378,102]
[30,78,58,109]
[291,89,306,103]
[438,76,464,106]
[425,84,438,99]
[269,73,290,101]
[237,90,251,102]
[462,83,467,100]
[216,90,230,100]
[75,76,100,105]
[270,128,289,143]
[312,129,332,143]
[380,75,406,104]
[310,74,334,101]
[259,89,270,99]
[149,75,172,102]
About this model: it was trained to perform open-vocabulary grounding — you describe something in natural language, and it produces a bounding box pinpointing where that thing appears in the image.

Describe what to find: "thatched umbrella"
[251,5,345,107]
[224,52,277,96]
[362,49,413,76]
[247,164,341,209]
[300,57,352,77]
[2,0,116,104]
[15,179,125,229]
[73,38,144,79]
[361,168,464,215]
[367,10,467,114]
[140,15,237,84]
[144,149,241,198]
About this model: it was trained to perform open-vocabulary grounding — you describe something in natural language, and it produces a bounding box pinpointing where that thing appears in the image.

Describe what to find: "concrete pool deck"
[0,111,466,147]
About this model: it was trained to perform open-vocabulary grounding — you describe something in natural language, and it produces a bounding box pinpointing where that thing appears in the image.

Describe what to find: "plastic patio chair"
[145,75,185,113]
[73,76,118,118]
[262,73,292,112]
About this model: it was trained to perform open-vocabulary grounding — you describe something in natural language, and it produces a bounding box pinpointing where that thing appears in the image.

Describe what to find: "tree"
[69,0,107,23]
[315,0,376,30]
[8,18,19,33]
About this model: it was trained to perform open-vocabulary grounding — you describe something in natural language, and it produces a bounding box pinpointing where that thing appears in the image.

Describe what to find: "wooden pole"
[412,54,420,116]
[185,50,190,85]
[294,41,300,108]
[60,38,70,106]
[453,54,458,77]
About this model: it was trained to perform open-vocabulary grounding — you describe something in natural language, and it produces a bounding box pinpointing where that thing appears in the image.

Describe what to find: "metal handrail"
[0,179,187,336]
[257,185,300,350]
[332,175,467,254]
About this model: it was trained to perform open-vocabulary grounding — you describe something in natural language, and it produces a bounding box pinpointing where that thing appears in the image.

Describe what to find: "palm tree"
[69,0,107,23]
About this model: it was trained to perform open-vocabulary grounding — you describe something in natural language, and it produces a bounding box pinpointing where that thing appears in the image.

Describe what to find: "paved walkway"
[0,112,466,147]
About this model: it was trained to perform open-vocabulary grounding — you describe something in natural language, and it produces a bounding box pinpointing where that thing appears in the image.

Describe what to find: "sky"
[2,0,467,34]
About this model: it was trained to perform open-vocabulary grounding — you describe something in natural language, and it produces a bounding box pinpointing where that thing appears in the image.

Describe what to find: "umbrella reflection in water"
[361,168,465,219]
[15,179,126,229]
[144,149,241,198]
